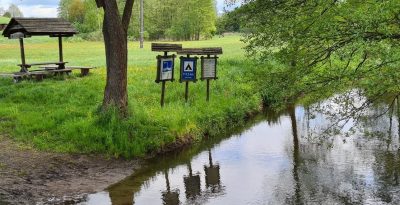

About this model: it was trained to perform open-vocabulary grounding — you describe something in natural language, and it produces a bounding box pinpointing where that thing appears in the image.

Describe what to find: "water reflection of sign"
[205,150,222,193]
[202,58,217,79]
[184,163,201,200]
[162,171,180,205]
[205,165,220,188]
[161,58,173,80]
[184,175,201,199]
[162,191,180,205]
[180,58,197,82]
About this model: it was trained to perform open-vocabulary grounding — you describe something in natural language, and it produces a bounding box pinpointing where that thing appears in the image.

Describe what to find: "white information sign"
[203,58,216,78]
[160,58,173,80]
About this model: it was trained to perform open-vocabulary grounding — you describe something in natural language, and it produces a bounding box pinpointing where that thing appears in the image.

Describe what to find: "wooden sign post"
[152,43,182,107]
[179,48,222,102]
[179,53,198,103]
[201,55,219,101]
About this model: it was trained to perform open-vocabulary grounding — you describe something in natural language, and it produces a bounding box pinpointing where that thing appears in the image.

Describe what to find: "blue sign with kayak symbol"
[162,60,173,72]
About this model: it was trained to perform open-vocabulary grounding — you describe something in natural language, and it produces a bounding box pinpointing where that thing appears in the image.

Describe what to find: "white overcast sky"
[0,0,233,18]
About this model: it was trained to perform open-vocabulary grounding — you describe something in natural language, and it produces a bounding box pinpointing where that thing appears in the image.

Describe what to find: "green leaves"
[235,0,400,103]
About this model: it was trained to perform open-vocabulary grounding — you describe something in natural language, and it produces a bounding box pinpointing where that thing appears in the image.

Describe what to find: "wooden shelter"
[2,18,77,73]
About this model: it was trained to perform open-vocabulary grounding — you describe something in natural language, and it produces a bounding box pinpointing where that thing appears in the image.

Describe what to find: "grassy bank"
[0,34,267,157]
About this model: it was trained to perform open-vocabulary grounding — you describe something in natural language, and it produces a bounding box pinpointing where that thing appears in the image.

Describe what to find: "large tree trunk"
[96,0,134,115]
[102,0,128,113]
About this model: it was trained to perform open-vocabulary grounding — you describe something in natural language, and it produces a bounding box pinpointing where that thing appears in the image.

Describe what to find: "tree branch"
[95,0,104,8]
[122,0,135,34]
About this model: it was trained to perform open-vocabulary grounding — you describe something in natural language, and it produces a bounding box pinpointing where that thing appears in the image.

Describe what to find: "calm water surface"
[81,92,400,205]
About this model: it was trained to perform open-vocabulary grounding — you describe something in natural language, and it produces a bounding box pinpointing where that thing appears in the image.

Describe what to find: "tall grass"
[0,34,269,158]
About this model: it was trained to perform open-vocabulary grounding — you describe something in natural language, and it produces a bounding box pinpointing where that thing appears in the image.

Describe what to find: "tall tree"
[58,0,73,19]
[7,4,23,17]
[68,0,85,23]
[0,7,5,16]
[95,0,135,114]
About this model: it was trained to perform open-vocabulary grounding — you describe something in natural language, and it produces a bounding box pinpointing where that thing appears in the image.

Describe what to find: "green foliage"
[58,0,104,36]
[232,0,400,105]
[6,4,23,18]
[216,7,244,34]
[58,0,217,41]
[2,12,11,18]
[0,35,269,158]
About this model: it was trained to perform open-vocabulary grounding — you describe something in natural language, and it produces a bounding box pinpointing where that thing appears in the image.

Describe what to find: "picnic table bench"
[39,65,95,76]
[0,72,45,83]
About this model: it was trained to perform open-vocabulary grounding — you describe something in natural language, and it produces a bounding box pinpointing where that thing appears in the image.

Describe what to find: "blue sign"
[162,60,173,72]
[182,59,196,81]
[160,58,173,80]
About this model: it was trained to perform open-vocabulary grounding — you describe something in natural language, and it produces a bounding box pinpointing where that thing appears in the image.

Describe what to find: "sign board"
[160,58,173,80]
[156,55,176,83]
[9,32,25,39]
[180,57,198,82]
[201,57,218,80]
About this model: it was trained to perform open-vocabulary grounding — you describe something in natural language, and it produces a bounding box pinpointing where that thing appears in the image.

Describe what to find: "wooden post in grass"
[178,52,198,103]
[152,43,182,107]
[206,79,210,101]
[185,80,189,102]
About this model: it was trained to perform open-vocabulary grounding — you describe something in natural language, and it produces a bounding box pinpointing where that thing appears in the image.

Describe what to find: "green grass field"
[0,34,268,157]
[0,17,10,24]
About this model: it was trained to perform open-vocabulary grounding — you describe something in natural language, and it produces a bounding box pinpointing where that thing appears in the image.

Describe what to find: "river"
[80,91,400,205]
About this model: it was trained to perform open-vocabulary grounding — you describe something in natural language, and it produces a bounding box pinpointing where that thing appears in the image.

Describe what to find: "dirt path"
[0,136,140,204]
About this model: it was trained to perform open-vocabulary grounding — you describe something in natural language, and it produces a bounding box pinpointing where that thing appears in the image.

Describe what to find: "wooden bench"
[0,72,29,83]
[29,71,47,81]
[2,71,47,82]
[39,65,95,76]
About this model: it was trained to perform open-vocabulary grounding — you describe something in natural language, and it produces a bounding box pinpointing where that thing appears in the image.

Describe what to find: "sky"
[0,0,232,18]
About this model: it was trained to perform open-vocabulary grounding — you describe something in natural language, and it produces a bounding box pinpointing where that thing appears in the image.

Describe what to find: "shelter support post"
[58,36,64,70]
[19,38,27,72]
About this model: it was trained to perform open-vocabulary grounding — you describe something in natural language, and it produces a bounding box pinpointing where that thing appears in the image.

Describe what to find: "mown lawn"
[0,34,266,157]
[0,17,10,24]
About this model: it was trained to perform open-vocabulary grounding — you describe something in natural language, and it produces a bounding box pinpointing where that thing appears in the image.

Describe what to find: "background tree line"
[0,4,24,18]
[58,0,218,41]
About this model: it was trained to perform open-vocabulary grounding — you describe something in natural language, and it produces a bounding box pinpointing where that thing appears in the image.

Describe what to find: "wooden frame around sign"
[156,55,176,83]
[179,56,199,83]
[200,56,219,80]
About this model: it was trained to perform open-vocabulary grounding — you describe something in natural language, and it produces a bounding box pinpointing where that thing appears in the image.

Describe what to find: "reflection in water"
[81,91,400,205]
[204,150,222,194]
[184,162,201,201]
[289,105,302,205]
[162,171,179,205]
